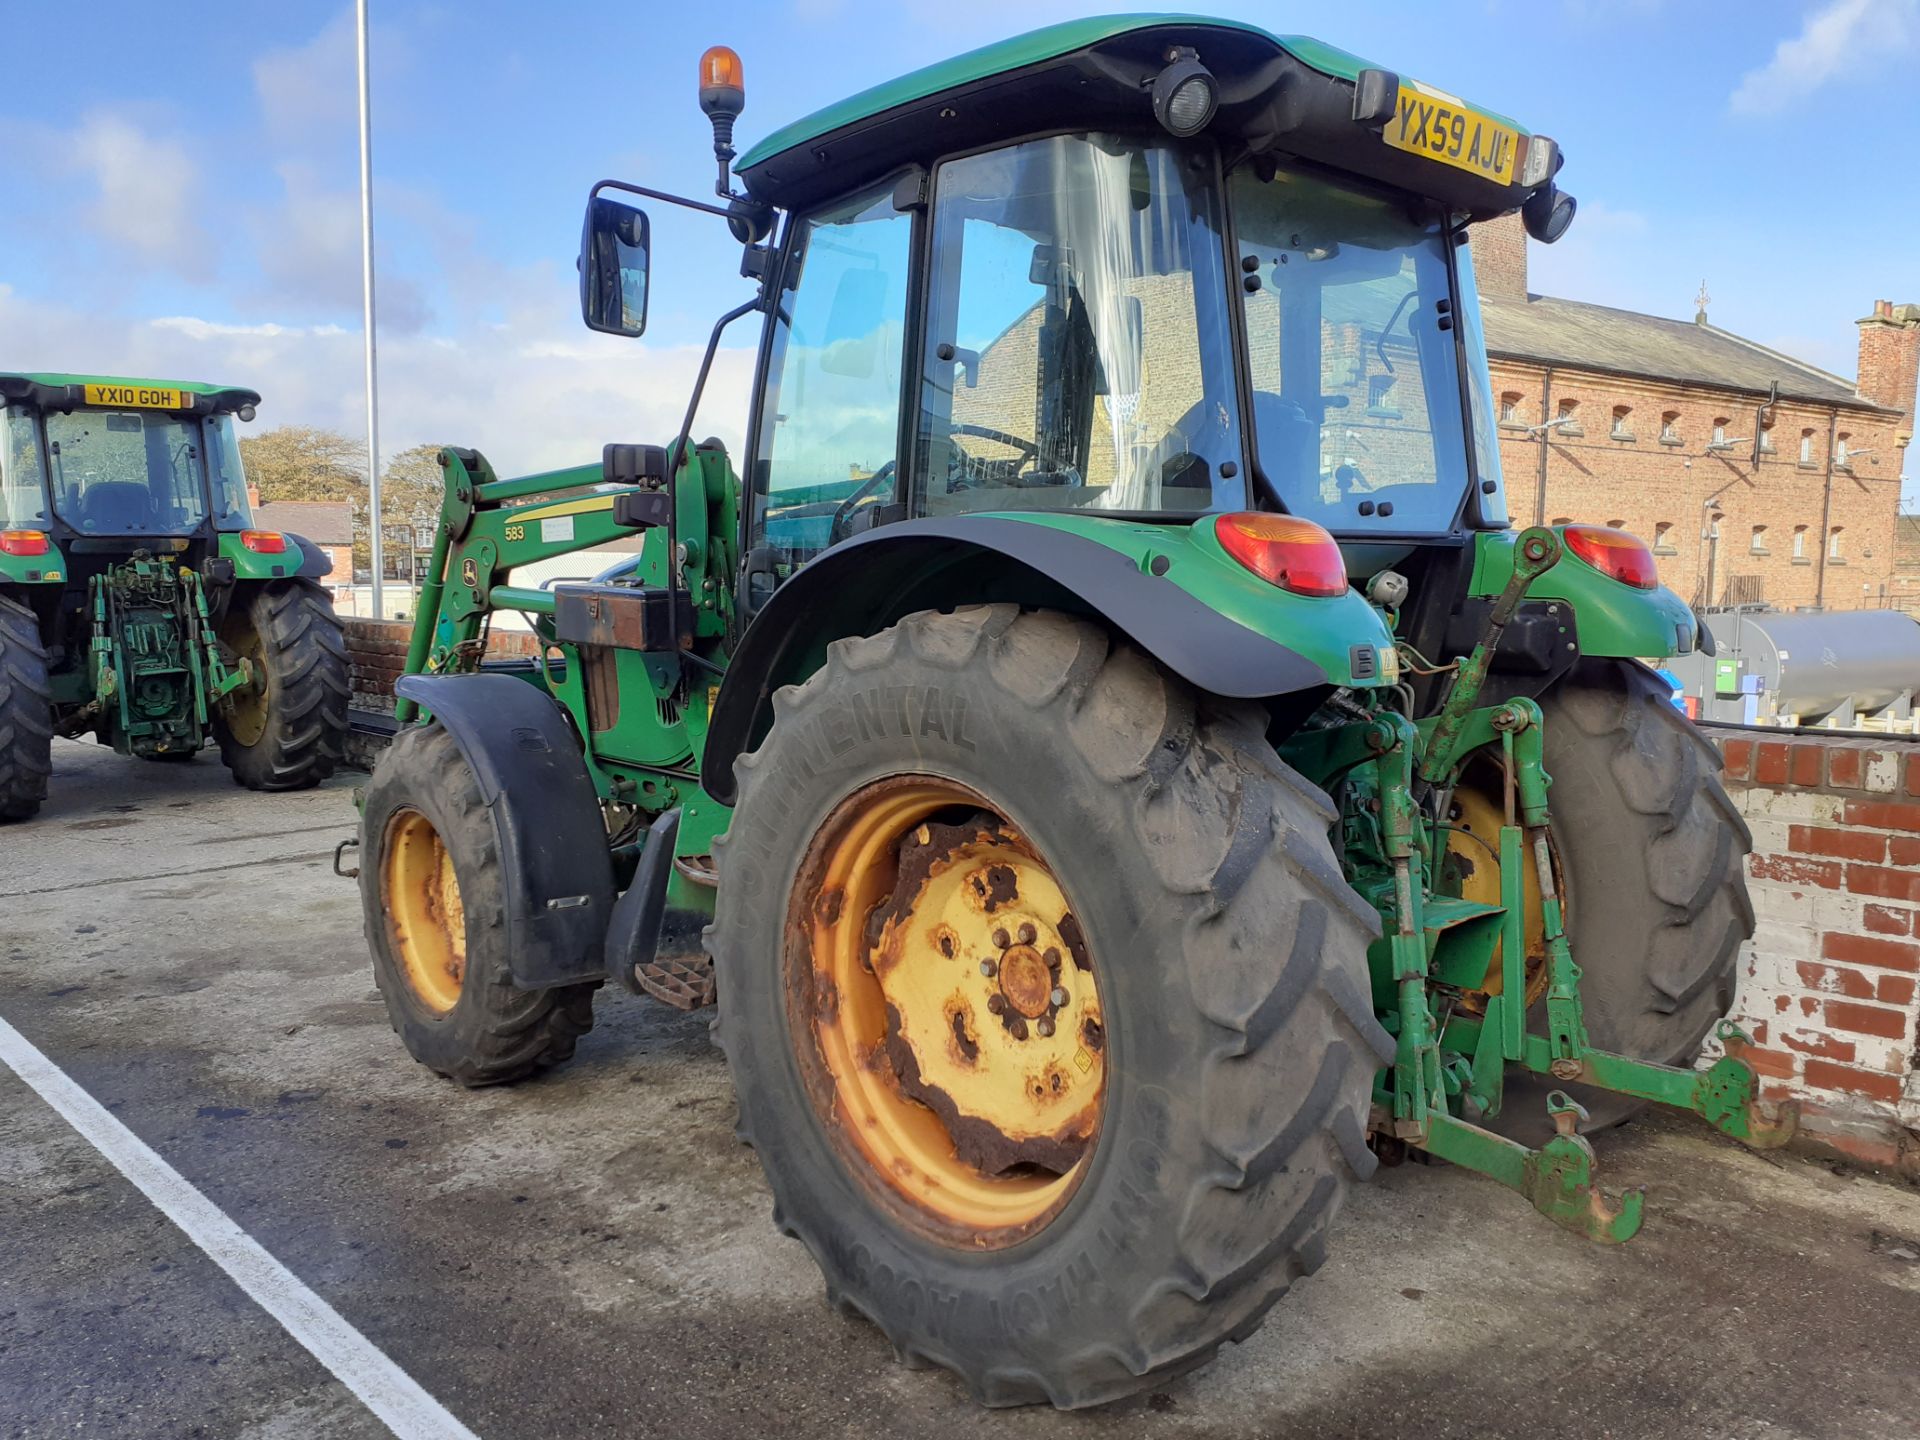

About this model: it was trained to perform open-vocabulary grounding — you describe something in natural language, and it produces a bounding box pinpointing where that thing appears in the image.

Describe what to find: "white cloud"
[253,8,360,150]
[63,112,215,281]
[1729,0,1918,116]
[0,279,754,484]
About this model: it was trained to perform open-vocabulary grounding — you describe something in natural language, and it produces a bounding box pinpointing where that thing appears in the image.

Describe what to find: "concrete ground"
[4,738,1920,1440]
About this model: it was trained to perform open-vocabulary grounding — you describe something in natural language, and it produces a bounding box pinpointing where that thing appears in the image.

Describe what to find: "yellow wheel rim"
[1445,773,1555,1011]
[789,778,1105,1246]
[383,809,467,1014]
[221,613,270,747]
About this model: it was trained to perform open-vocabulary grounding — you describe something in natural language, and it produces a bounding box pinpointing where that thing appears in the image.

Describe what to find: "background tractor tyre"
[708,605,1391,1409]
[360,723,597,1086]
[140,748,199,763]
[0,596,54,822]
[215,579,349,792]
[1498,656,1752,1140]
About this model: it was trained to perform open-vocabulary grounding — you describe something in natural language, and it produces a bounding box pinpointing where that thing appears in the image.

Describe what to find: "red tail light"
[0,530,50,557]
[1562,524,1658,589]
[1212,513,1349,597]
[240,530,288,554]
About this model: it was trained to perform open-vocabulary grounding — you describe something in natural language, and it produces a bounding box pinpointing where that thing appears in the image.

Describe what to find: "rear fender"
[703,515,1355,804]
[1470,530,1698,659]
[217,531,332,582]
[394,674,615,989]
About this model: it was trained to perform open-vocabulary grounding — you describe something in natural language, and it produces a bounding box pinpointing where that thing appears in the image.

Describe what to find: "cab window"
[749,184,913,581]
[2,407,50,529]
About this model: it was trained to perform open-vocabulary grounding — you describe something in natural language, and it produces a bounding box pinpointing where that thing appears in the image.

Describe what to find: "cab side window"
[749,184,912,586]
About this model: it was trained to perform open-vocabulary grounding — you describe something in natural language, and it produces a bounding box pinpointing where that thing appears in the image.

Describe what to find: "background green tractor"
[358,19,1782,1407]
[0,374,349,820]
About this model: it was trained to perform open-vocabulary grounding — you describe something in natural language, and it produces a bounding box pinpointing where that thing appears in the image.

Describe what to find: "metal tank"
[1671,609,1920,727]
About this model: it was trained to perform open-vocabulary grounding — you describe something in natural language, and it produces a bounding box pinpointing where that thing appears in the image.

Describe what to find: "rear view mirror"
[580,197,651,337]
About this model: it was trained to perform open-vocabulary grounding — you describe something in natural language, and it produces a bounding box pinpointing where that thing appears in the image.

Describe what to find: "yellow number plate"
[1384,81,1520,186]
[83,383,187,410]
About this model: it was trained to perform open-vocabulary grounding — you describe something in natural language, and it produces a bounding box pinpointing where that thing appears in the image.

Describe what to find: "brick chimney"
[247,483,262,509]
[1856,299,1920,448]
[1469,210,1529,302]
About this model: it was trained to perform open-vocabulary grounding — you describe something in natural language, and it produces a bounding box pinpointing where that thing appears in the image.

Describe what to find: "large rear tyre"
[215,580,349,791]
[1499,657,1752,1137]
[360,724,597,1085]
[708,606,1390,1408]
[0,595,53,823]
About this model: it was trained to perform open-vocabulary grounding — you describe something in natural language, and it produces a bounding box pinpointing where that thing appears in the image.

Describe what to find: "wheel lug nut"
[1036,1017,1054,1038]
[980,958,998,978]
[1017,922,1036,945]
[1044,947,1061,970]
[1051,987,1068,1008]
[1008,1018,1028,1040]
[986,994,1005,1015]
[992,928,1010,949]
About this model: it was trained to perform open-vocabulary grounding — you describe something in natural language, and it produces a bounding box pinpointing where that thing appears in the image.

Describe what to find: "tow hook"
[333,836,361,881]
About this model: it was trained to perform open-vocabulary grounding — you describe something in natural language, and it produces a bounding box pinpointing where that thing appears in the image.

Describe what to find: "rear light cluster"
[1561,524,1658,590]
[240,530,288,554]
[0,530,49,557]
[1212,513,1349,597]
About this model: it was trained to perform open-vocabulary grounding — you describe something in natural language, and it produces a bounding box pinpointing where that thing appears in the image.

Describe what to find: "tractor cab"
[1,375,281,570]
[582,17,1576,603]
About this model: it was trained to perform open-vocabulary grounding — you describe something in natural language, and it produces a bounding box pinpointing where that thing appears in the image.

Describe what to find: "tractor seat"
[76,481,156,532]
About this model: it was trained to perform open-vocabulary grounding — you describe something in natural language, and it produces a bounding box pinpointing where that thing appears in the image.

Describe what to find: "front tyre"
[215,580,349,791]
[708,607,1390,1408]
[0,595,53,822]
[360,724,596,1085]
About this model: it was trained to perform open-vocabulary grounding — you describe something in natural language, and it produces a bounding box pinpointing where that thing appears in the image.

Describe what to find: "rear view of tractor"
[0,375,349,819]
[359,18,1786,1408]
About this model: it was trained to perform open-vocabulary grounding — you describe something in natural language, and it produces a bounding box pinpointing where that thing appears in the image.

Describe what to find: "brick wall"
[342,618,542,716]
[1856,300,1920,445]
[1709,727,1920,1168]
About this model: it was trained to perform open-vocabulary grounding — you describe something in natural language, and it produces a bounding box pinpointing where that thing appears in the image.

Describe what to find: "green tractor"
[358,18,1784,1406]
[0,374,350,819]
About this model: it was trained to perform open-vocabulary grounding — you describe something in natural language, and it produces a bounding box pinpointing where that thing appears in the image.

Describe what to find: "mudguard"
[703,515,1333,804]
[394,674,615,989]
[287,532,335,580]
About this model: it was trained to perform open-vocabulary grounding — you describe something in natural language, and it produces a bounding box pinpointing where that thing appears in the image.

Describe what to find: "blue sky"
[3,1,1915,496]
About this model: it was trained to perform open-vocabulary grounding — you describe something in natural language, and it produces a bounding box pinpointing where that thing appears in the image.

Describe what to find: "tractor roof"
[0,372,261,416]
[737,14,1538,214]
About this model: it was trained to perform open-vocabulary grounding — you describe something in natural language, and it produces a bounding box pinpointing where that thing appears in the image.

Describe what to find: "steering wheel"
[949,422,1039,460]
[827,459,897,545]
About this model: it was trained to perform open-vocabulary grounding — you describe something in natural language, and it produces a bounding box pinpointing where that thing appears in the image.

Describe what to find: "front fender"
[704,513,1392,804]
[392,674,615,989]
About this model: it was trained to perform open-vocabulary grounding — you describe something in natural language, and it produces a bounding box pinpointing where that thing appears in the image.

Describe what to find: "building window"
[1758,419,1775,453]
[1610,405,1634,441]
[1829,526,1845,562]
[1606,518,1627,529]
[1799,430,1815,466]
[1835,434,1852,470]
[1653,521,1677,555]
[1366,373,1401,419]
[1659,411,1682,445]
[1550,516,1573,527]
[1750,524,1768,555]
[1792,525,1809,562]
[1555,399,1583,436]
[1499,392,1525,428]
[1710,418,1730,449]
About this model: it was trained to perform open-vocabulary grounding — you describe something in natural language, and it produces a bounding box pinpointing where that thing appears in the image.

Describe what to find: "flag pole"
[357,0,384,619]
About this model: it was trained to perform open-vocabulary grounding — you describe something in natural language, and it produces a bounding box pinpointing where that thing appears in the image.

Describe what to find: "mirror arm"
[591,177,735,221]
[663,296,764,677]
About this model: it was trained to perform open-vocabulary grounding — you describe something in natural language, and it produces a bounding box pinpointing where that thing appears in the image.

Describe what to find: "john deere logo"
[461,557,479,589]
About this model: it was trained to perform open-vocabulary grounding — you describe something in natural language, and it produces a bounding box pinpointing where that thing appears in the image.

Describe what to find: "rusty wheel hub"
[792,779,1106,1243]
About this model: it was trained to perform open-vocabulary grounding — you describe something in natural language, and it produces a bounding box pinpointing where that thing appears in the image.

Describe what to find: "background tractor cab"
[0,374,347,817]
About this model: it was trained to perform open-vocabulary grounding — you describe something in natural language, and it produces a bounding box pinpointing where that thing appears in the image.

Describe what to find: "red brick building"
[1471,213,1918,611]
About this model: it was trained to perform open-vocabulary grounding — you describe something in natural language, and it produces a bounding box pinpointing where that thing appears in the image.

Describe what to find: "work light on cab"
[1212,513,1349,597]
[240,530,287,554]
[1561,524,1658,589]
[0,530,49,557]
[1151,46,1217,136]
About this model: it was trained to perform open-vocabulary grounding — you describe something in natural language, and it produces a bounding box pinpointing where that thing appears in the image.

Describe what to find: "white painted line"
[0,1013,479,1440]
